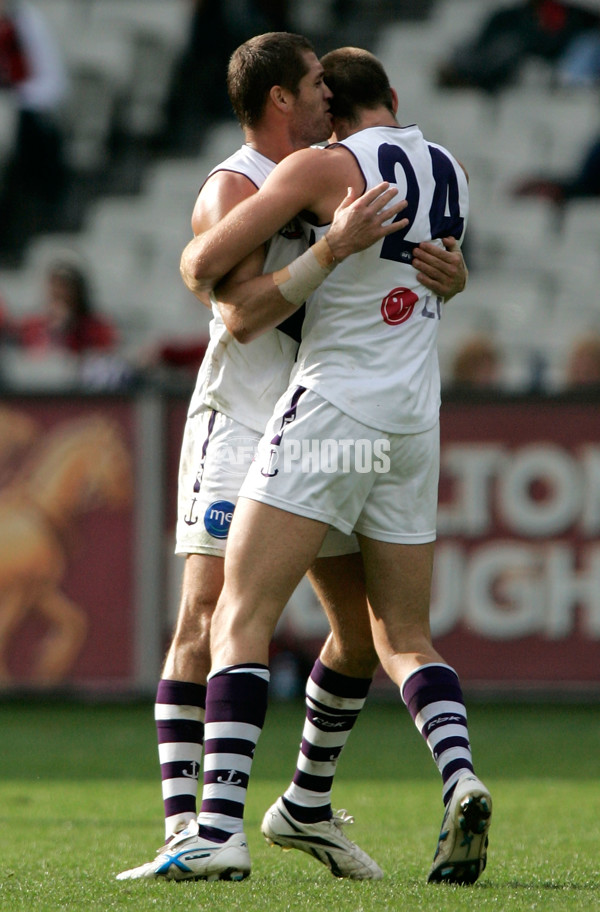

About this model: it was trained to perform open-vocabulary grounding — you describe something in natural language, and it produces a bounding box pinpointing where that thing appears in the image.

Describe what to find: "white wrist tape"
[273,236,337,306]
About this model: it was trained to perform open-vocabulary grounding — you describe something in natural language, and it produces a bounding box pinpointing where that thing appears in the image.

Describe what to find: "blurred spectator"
[435,1,600,93]
[0,257,136,391]
[449,332,502,389]
[0,257,136,390]
[511,132,600,202]
[565,333,600,386]
[158,0,291,153]
[2,259,117,355]
[0,0,70,262]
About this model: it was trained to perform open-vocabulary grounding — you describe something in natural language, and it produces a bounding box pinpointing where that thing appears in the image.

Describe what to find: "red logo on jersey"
[381,287,418,325]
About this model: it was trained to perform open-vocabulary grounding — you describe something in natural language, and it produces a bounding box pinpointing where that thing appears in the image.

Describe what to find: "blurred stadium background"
[0,0,598,701]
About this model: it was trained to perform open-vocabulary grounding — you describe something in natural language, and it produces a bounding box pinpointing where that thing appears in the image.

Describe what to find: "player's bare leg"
[358,535,492,885]
[119,502,330,882]
[262,551,383,878]
[210,499,328,667]
[155,554,222,840]
[308,553,379,678]
[162,553,221,684]
[118,526,380,880]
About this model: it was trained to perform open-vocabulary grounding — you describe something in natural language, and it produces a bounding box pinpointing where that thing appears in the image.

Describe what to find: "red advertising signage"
[1,392,597,697]
[434,397,600,692]
[0,398,136,692]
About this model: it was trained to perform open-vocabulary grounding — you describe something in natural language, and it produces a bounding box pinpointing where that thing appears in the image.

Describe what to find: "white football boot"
[428,774,492,885]
[116,819,250,882]
[261,797,383,880]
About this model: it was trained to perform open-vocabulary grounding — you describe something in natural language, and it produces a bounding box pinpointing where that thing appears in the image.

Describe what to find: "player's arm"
[212,182,409,343]
[201,188,461,341]
[182,147,465,321]
[180,147,386,297]
[187,169,267,308]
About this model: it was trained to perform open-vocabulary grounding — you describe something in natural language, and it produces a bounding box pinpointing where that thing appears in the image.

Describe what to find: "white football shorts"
[175,405,359,557]
[238,386,439,544]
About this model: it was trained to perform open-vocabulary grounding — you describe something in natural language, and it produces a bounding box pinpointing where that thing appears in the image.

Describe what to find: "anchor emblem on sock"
[217,769,243,785]
[182,760,200,779]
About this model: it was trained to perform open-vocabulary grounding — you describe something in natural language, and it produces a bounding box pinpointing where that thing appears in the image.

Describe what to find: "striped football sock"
[155,679,206,840]
[401,663,474,806]
[197,663,269,841]
[282,657,371,823]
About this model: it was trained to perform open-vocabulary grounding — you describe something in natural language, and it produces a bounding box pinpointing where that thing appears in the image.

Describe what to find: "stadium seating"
[0,0,598,392]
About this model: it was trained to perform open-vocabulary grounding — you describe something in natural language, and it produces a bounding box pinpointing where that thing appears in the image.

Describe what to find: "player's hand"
[325,182,409,261]
[412,237,468,300]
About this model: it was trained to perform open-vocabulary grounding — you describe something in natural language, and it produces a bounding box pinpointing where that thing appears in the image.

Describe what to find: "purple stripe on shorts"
[270,386,307,445]
[193,410,217,493]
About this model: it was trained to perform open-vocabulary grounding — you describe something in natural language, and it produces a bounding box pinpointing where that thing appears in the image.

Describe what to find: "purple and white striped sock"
[283,657,371,823]
[197,663,270,841]
[155,679,206,840]
[401,663,474,806]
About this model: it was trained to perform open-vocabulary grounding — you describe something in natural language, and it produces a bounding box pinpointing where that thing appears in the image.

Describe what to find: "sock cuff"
[205,663,269,728]
[156,679,207,706]
[208,663,270,683]
[310,657,372,700]
[400,663,460,706]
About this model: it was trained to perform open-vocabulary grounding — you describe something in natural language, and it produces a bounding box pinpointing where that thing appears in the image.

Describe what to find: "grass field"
[1,698,598,911]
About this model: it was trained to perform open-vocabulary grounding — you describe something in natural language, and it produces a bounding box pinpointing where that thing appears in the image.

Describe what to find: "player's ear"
[269,84,292,114]
[390,88,399,115]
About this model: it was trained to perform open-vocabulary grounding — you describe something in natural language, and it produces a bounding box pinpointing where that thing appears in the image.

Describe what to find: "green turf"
[0,700,598,911]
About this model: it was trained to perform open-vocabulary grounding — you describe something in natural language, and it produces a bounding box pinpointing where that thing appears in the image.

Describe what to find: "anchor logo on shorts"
[260,445,279,477]
[184,497,199,525]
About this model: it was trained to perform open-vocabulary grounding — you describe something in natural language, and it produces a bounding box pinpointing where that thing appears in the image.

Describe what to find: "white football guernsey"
[188,145,307,432]
[291,124,469,434]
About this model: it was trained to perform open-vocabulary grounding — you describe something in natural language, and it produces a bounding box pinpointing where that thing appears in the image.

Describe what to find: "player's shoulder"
[284,143,354,182]
[288,145,329,168]
[193,168,258,233]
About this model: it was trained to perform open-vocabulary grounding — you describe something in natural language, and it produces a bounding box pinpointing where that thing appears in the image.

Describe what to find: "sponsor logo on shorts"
[204,500,235,538]
[256,438,391,474]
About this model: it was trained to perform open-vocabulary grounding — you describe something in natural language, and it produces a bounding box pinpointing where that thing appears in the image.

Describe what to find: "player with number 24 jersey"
[294,125,468,435]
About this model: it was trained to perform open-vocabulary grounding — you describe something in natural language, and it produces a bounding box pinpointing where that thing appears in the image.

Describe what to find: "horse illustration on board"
[0,411,133,686]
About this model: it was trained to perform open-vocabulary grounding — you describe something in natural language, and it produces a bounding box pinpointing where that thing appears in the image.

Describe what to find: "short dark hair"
[227,32,315,128]
[321,47,394,124]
